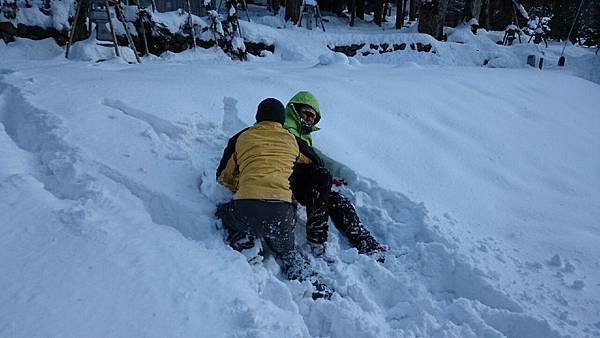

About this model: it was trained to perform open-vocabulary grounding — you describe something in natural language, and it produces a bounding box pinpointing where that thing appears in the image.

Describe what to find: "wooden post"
[65,0,85,58]
[132,0,149,56]
[115,1,141,62]
[186,0,197,48]
[73,0,91,41]
[105,0,121,57]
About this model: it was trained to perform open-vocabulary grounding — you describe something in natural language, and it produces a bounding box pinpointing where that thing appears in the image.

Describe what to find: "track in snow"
[0,69,569,337]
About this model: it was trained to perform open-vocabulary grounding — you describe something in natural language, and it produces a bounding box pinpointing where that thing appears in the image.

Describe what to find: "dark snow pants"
[217,199,319,282]
[290,163,379,251]
[217,199,296,256]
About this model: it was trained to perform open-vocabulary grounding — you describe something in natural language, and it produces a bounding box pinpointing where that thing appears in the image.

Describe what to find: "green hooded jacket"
[284,91,321,146]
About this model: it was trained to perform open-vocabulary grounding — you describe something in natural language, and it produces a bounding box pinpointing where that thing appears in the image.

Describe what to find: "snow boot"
[281,250,315,281]
[281,250,334,300]
[310,278,334,300]
[356,235,387,263]
[307,242,335,264]
[241,241,264,266]
[226,229,264,265]
[226,229,257,251]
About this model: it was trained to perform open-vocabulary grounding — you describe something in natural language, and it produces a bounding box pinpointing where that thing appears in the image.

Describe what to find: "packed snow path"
[1,41,600,337]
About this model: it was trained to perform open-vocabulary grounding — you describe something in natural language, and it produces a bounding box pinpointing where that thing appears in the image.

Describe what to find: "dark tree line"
[285,0,598,45]
[546,0,600,45]
[416,0,600,44]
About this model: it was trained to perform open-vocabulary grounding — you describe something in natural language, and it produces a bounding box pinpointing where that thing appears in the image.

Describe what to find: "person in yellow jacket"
[216,98,332,299]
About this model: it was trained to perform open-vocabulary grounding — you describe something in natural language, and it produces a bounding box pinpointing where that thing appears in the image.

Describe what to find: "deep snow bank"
[1,27,599,338]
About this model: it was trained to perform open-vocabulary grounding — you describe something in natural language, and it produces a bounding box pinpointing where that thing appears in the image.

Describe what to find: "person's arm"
[296,137,324,167]
[216,129,247,192]
[217,152,239,192]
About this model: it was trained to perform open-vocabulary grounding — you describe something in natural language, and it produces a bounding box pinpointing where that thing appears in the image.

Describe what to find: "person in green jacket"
[285,91,386,260]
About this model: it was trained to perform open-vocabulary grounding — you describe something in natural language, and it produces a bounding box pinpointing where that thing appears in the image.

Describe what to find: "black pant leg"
[329,191,380,253]
[217,201,257,251]
[290,164,332,244]
[259,201,296,256]
[227,200,296,256]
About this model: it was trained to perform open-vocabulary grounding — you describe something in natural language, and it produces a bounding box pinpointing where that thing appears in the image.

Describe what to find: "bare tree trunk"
[318,0,342,15]
[285,0,300,23]
[333,0,344,15]
[499,0,512,29]
[487,0,496,29]
[418,0,449,40]
[409,0,418,21]
[464,0,482,22]
[356,0,365,20]
[479,0,489,29]
[349,0,356,25]
[396,0,405,28]
[374,0,383,26]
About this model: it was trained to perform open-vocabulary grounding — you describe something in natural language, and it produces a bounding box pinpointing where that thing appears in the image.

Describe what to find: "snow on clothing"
[290,164,331,244]
[291,163,383,254]
[217,200,325,286]
[217,200,295,256]
[216,121,314,203]
[216,199,324,286]
[215,100,328,290]
[285,91,384,255]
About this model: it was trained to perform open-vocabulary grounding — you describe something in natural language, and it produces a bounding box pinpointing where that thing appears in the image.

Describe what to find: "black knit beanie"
[256,98,285,125]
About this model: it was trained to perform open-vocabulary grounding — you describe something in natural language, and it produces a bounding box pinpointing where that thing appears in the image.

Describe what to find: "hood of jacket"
[284,91,321,146]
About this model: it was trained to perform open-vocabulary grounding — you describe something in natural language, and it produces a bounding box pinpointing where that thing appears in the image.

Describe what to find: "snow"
[317,52,349,65]
[150,9,208,34]
[66,34,138,62]
[0,0,72,31]
[1,7,600,338]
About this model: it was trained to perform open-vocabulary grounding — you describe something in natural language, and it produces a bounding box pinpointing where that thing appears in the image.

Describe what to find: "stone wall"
[0,19,273,59]
[330,41,434,57]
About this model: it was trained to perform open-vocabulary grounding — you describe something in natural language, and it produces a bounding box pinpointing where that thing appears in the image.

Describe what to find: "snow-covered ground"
[1,9,600,338]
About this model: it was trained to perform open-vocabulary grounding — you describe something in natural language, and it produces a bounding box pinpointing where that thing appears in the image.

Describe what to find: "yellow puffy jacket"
[216,121,322,203]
